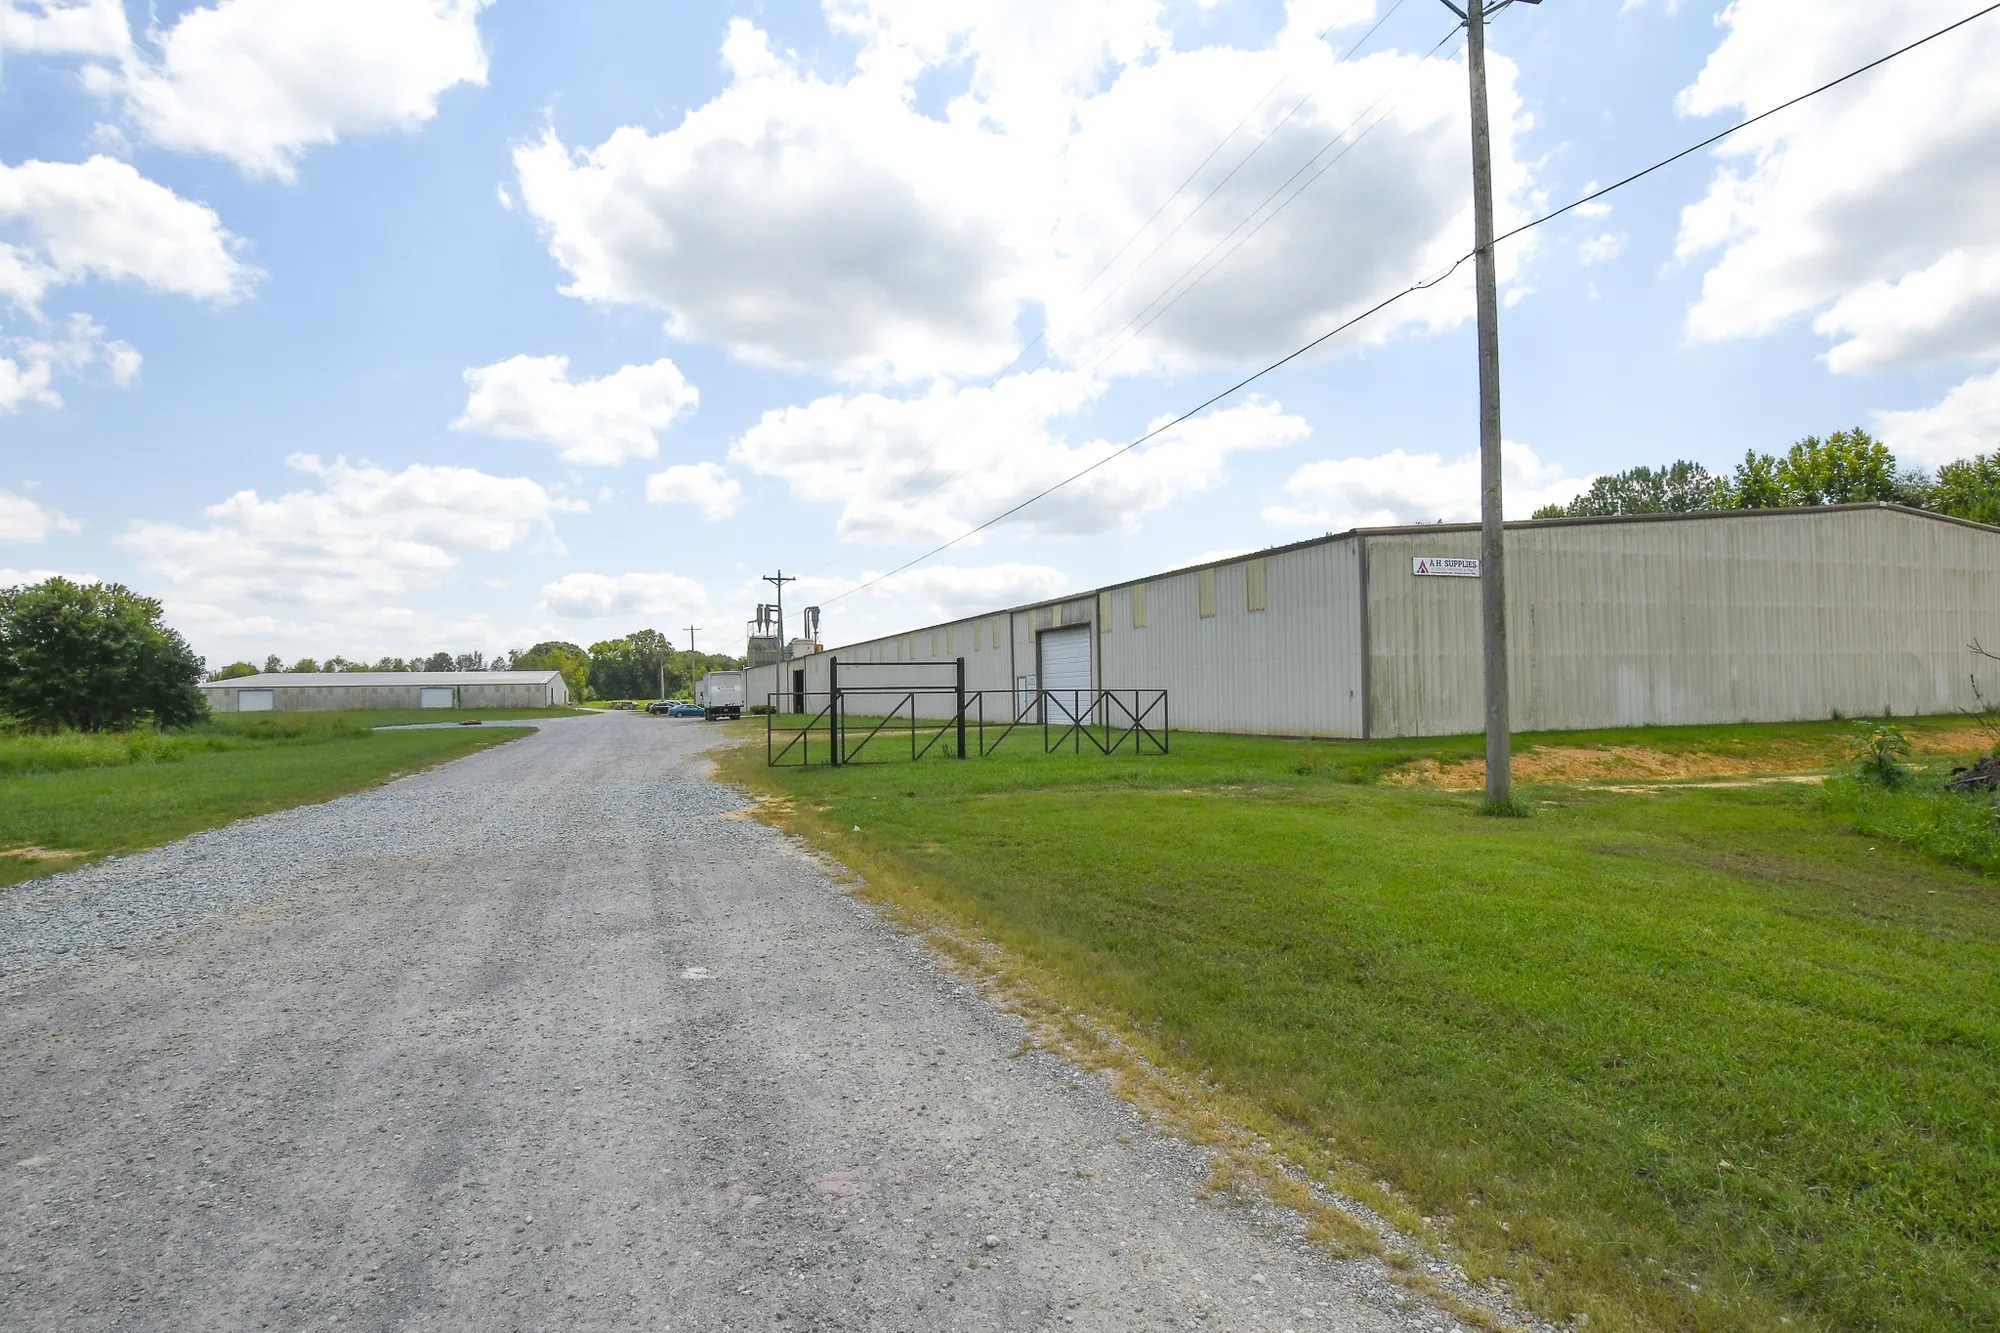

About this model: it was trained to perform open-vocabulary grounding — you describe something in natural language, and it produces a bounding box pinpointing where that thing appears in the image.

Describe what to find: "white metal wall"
[1095,537,1366,737]
[1364,506,2000,736]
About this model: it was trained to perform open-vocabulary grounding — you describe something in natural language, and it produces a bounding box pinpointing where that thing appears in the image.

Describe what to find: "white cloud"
[0,312,139,413]
[1578,232,1623,266]
[0,566,96,587]
[645,462,742,520]
[0,155,256,311]
[96,0,494,180]
[730,369,1310,544]
[0,0,130,58]
[1262,441,1590,530]
[514,10,1540,384]
[513,18,1034,384]
[1047,40,1538,376]
[1875,367,2000,468]
[539,570,711,620]
[1675,1,2000,372]
[0,485,79,542]
[453,354,699,465]
[118,453,583,611]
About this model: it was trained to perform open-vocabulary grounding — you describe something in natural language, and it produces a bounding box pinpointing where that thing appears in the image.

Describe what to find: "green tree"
[1534,460,1724,519]
[288,657,320,673]
[516,640,589,701]
[627,628,673,698]
[262,653,284,673]
[1727,449,1787,508]
[1930,452,2000,526]
[421,651,454,671]
[210,661,258,681]
[1774,427,1899,505]
[0,578,207,731]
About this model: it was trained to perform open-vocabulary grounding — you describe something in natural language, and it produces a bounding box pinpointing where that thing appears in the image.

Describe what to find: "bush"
[1846,720,1910,786]
[1818,770,2000,878]
[746,704,776,715]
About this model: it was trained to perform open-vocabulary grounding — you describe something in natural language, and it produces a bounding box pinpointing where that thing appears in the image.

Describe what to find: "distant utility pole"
[683,625,700,695]
[763,571,797,668]
[1442,0,1536,807]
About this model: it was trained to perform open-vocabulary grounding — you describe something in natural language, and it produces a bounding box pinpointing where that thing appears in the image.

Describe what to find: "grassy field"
[0,711,545,887]
[720,716,2000,1332]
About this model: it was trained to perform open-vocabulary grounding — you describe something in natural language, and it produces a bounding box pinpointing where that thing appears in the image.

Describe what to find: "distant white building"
[200,670,569,713]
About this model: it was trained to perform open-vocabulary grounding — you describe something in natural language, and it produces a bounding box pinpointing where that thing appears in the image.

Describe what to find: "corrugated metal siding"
[1098,538,1365,736]
[1365,507,2000,736]
[203,681,561,712]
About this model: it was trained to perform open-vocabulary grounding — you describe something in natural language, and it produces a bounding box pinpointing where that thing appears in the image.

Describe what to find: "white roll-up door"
[237,689,273,712]
[419,687,455,709]
[1037,625,1092,724]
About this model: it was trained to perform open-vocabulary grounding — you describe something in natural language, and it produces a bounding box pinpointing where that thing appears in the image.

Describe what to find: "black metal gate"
[764,657,1168,767]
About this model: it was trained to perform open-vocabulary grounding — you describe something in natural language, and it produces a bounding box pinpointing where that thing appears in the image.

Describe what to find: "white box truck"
[696,670,746,721]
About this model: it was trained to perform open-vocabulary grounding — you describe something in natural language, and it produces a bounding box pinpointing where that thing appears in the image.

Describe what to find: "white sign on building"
[1412,557,1481,577]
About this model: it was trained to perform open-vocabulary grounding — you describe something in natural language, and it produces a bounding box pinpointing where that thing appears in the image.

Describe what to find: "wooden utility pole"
[683,624,700,696]
[1444,0,1532,806]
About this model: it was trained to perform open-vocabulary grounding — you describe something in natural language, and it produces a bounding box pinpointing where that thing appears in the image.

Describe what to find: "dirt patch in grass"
[1,845,85,862]
[1386,729,1994,789]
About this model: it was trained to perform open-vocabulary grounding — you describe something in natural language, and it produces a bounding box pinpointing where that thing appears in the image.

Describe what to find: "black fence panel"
[762,658,1167,768]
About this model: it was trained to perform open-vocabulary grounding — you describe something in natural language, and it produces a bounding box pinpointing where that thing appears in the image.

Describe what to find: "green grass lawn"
[0,712,538,887]
[721,721,2000,1332]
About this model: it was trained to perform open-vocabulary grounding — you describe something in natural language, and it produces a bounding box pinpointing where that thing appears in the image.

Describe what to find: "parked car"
[666,701,704,718]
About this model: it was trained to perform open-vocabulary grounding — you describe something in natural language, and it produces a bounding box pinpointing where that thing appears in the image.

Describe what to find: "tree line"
[1533,429,1999,526]
[207,630,746,702]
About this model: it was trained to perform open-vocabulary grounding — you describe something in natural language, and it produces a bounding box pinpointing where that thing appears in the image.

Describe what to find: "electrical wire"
[801,3,1427,569]
[818,0,2000,609]
[881,26,1461,519]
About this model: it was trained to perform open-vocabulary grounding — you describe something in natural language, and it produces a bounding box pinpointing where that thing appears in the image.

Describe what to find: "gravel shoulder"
[1,712,1481,1331]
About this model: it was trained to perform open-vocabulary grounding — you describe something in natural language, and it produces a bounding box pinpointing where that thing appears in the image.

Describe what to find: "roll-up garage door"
[237,689,274,712]
[1037,625,1092,724]
[419,687,456,709]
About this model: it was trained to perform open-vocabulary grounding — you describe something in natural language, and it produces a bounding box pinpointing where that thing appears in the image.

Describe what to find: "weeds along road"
[1,713,1459,1333]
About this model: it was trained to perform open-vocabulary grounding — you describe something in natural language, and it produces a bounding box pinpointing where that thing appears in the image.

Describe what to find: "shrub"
[1818,770,2000,878]
[1846,720,1910,787]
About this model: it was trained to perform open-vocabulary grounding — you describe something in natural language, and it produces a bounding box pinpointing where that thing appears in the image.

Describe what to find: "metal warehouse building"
[200,670,570,713]
[748,505,2000,738]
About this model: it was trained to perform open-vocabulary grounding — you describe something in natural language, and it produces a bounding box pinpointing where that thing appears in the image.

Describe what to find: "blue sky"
[3,0,1995,666]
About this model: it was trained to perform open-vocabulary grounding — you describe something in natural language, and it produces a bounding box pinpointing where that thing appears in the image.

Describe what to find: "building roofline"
[199,670,565,689]
[815,502,1998,656]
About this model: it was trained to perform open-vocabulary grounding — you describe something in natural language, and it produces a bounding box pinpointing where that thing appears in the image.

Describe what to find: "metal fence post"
[955,656,967,760]
[828,656,840,767]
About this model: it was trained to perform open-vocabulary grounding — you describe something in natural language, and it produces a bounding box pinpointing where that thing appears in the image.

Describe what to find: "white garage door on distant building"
[419,687,455,709]
[1038,625,1092,722]
[238,690,273,712]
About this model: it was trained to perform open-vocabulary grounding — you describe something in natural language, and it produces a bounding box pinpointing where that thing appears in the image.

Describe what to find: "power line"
[1074,0,1412,307]
[820,0,2000,608]
[877,27,1464,524]
[808,6,1432,567]
[1066,28,1464,383]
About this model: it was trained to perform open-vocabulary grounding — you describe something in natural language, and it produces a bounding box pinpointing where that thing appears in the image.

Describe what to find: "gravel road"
[1,712,1481,1332]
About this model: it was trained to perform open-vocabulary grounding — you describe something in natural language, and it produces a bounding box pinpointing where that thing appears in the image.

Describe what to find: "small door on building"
[419,687,455,709]
[238,689,274,712]
[792,669,806,715]
[1014,674,1037,721]
[1037,625,1092,725]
